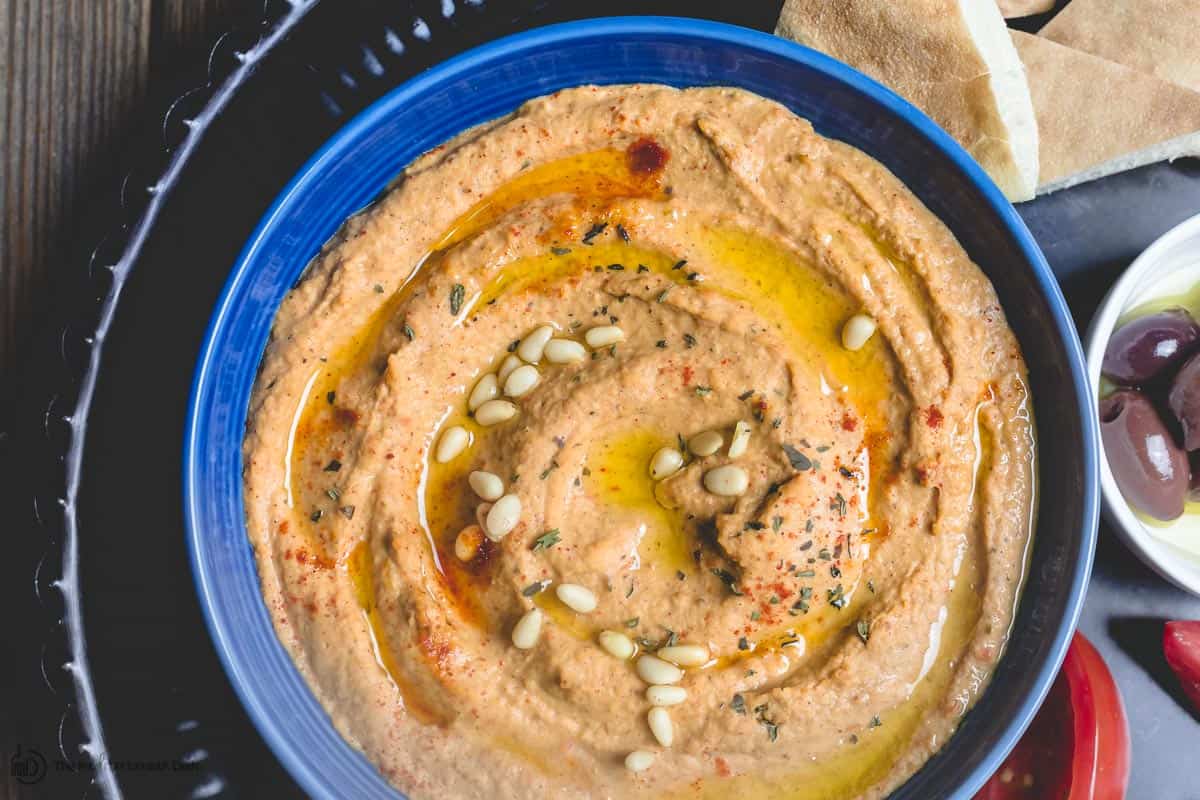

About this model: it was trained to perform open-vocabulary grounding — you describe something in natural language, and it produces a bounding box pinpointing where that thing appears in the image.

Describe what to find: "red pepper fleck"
[627,136,669,175]
[682,365,694,386]
[768,582,794,601]
[925,405,944,428]
[841,412,858,432]
[293,548,335,570]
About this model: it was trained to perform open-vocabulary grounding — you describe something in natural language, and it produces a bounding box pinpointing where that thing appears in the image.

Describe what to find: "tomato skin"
[1163,620,1200,713]
[1064,635,1130,800]
[974,633,1129,800]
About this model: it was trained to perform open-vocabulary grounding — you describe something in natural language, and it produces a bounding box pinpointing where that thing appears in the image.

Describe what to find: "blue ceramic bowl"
[185,16,1098,799]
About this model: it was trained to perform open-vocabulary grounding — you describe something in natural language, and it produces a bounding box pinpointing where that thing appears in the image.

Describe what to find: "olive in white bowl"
[1086,211,1200,598]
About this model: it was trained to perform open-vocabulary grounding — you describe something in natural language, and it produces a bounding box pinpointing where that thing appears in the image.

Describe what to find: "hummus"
[243,84,1036,799]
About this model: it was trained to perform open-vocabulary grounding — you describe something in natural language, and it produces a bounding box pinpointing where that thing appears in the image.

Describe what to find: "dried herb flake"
[449,283,465,315]
[582,222,607,244]
[711,568,744,596]
[531,529,561,551]
[783,444,813,471]
[522,580,550,597]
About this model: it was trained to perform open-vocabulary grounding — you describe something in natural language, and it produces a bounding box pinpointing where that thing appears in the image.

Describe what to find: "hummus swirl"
[243,85,1036,799]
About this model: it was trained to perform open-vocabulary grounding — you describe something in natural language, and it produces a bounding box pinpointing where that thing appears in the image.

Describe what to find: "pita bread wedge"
[775,0,1039,200]
[997,0,1055,18]
[1012,31,1200,194]
[1040,0,1200,93]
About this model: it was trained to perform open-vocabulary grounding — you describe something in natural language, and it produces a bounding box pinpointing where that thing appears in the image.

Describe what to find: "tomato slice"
[1164,620,1200,713]
[974,633,1130,800]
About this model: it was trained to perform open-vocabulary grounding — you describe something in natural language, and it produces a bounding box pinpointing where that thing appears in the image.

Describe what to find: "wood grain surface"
[0,0,241,379]
[1,3,243,797]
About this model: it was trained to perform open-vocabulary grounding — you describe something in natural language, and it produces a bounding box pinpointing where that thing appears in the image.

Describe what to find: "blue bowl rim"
[183,15,1099,799]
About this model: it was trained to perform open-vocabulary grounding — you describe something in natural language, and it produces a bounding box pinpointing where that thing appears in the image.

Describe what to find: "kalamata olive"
[1169,351,1200,450]
[1099,389,1188,521]
[1189,452,1200,503]
[1102,307,1200,384]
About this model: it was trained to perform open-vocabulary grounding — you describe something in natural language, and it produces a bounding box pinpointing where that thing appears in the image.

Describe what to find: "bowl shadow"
[1107,615,1200,724]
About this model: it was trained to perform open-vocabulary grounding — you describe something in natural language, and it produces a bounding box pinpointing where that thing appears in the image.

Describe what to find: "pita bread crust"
[776,0,1037,200]
[1011,31,1200,190]
[997,0,1054,18]
[1040,0,1200,93]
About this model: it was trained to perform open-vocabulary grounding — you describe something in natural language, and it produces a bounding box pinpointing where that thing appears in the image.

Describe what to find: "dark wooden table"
[1,6,248,795]
[0,0,244,378]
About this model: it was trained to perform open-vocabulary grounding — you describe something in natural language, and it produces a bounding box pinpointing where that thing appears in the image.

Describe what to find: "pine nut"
[503,364,540,398]
[556,583,597,613]
[648,707,674,747]
[484,494,521,540]
[454,525,484,561]
[498,353,523,383]
[474,399,518,426]
[649,447,684,480]
[511,607,543,649]
[468,470,504,501]
[842,313,877,351]
[517,325,554,363]
[468,373,499,411]
[435,426,470,463]
[636,655,683,685]
[704,465,749,496]
[544,338,587,364]
[584,325,624,348]
[657,644,709,667]
[728,420,752,458]
[689,430,723,457]
[598,630,635,660]
[646,685,687,706]
[475,502,491,529]
[624,751,655,772]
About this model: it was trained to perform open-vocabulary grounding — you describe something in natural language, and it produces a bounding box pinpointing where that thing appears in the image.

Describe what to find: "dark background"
[5,2,1199,799]
[3,7,246,798]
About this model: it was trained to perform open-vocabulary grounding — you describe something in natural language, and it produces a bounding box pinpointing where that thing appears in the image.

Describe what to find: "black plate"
[6,1,1199,797]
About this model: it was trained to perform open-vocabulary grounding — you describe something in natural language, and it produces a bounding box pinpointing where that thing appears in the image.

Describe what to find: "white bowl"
[1085,211,1200,597]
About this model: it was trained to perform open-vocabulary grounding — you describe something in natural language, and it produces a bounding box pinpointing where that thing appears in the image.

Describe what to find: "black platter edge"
[4,2,318,797]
